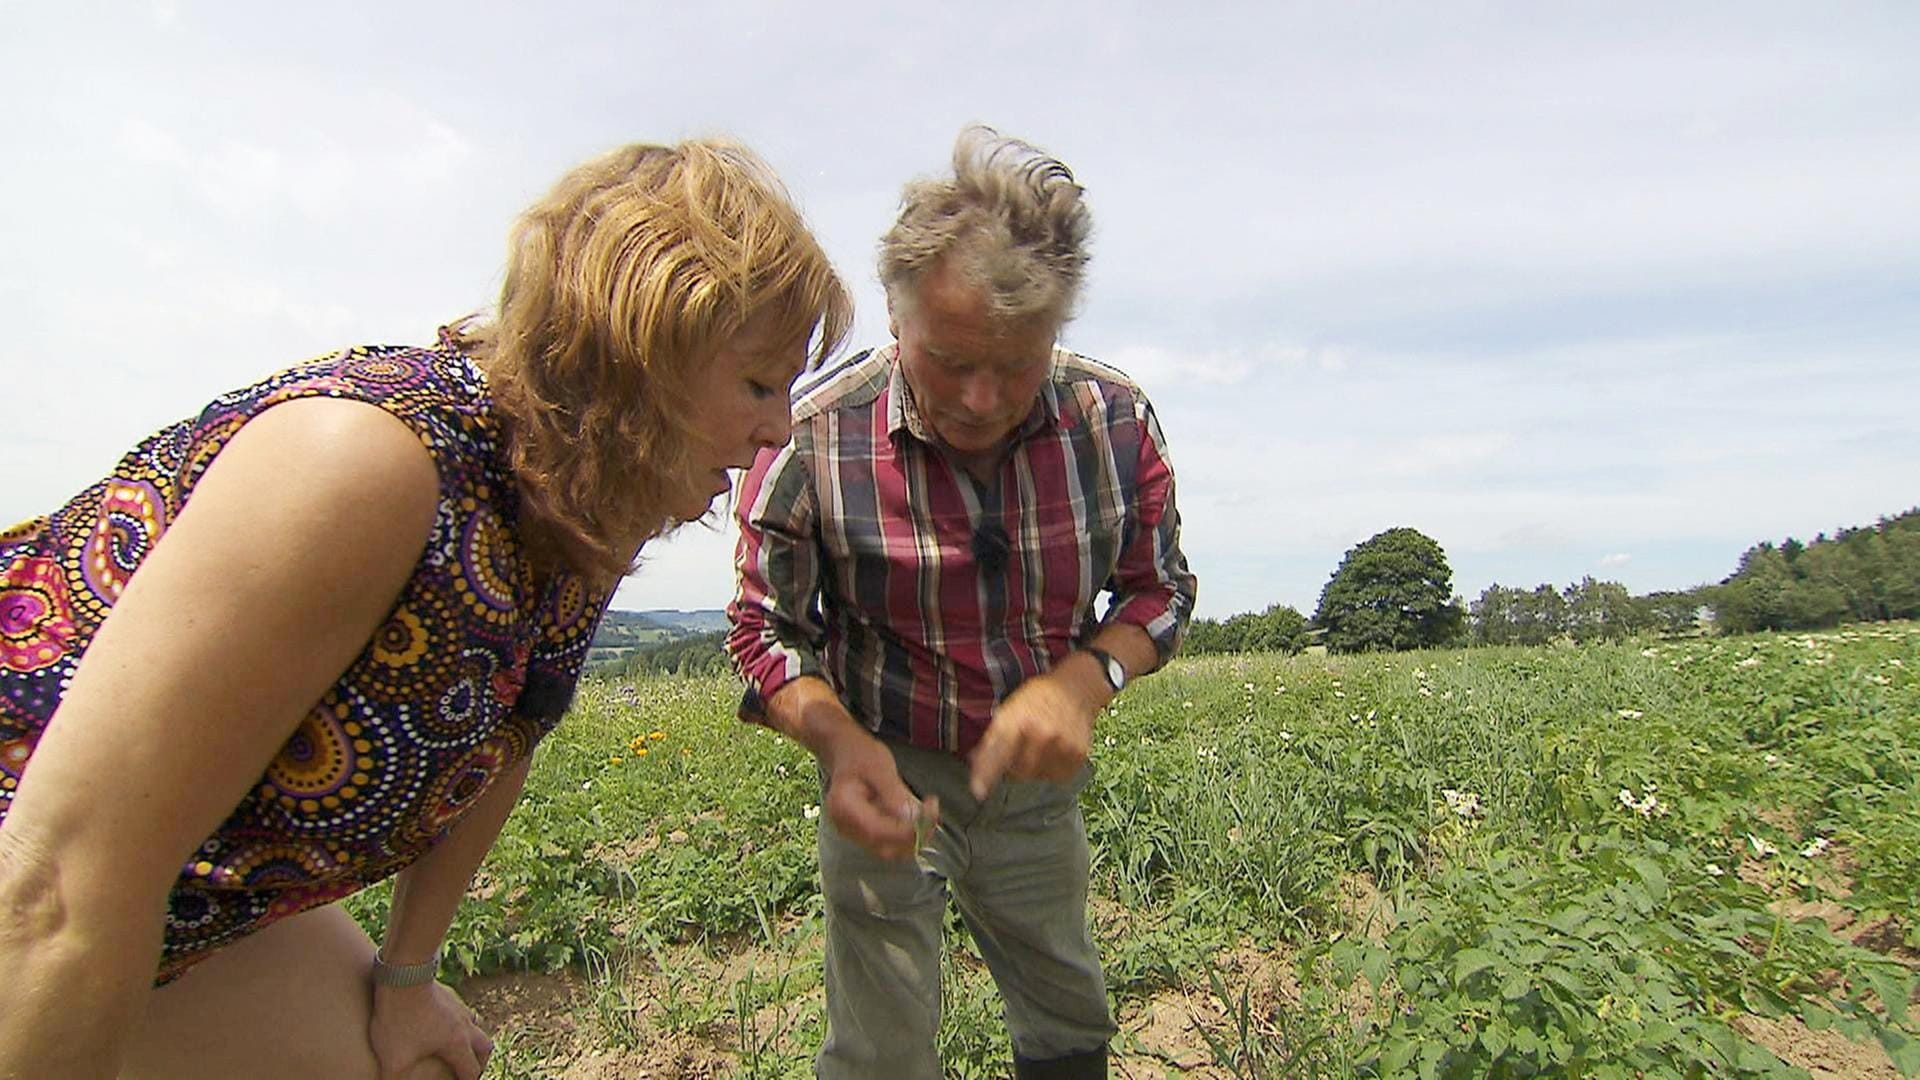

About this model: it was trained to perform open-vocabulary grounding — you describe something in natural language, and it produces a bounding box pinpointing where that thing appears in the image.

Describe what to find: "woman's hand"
[369,982,493,1080]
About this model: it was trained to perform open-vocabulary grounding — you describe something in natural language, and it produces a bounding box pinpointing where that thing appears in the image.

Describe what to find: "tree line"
[1187,507,1920,657]
[614,629,732,677]
[599,509,1919,669]
[1710,508,1920,633]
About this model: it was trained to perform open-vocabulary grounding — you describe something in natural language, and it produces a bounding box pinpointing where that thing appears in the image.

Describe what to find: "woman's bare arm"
[0,396,440,1080]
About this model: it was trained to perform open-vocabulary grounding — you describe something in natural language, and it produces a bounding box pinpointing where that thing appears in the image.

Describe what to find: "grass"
[347,623,1920,1077]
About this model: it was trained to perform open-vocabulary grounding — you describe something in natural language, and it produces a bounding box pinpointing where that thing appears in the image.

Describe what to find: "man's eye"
[750,380,780,400]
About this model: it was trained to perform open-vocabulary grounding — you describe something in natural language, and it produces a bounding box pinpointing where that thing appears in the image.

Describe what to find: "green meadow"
[348,624,1920,1078]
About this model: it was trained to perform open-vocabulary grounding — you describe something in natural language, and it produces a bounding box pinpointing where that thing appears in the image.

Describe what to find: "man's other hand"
[822,729,927,861]
[967,667,1101,801]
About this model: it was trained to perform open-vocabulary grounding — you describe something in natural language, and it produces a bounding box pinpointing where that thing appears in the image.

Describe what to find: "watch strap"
[1085,646,1126,693]
[371,948,441,988]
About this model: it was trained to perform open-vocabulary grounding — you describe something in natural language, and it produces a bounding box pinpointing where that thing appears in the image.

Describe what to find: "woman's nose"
[756,398,793,448]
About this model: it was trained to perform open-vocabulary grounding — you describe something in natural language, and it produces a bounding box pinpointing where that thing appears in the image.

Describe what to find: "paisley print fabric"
[0,339,609,982]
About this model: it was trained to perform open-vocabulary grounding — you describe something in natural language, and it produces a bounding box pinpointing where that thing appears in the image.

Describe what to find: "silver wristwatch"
[1085,647,1127,693]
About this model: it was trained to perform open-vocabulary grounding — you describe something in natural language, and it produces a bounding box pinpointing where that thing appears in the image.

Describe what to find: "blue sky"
[3,2,1915,620]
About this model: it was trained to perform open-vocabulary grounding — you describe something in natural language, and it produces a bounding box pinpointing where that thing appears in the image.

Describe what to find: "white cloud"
[1100,343,1293,388]
[1599,553,1633,568]
[404,118,474,184]
[5,3,1917,622]
[614,519,741,613]
[119,117,183,164]
[115,93,470,223]
[1376,433,1515,480]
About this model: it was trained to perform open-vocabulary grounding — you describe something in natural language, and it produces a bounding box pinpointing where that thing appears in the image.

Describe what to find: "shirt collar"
[884,344,1066,447]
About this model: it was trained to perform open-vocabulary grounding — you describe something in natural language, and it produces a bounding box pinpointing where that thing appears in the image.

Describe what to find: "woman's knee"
[126,904,383,1079]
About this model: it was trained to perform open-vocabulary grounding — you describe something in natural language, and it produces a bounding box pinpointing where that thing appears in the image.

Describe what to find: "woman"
[0,139,850,1079]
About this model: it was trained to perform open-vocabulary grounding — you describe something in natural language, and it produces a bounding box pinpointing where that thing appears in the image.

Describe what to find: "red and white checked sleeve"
[726,440,829,723]
[1101,396,1197,664]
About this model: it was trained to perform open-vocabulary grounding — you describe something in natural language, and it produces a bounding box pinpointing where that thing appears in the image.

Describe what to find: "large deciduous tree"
[1314,527,1465,653]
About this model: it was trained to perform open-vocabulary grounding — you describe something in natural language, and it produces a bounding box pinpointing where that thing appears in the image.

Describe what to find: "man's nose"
[960,371,1002,418]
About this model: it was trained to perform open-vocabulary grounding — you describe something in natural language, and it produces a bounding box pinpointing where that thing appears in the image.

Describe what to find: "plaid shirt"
[728,344,1196,754]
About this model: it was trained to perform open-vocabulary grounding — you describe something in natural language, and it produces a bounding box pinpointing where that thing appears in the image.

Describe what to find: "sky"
[3,2,1916,621]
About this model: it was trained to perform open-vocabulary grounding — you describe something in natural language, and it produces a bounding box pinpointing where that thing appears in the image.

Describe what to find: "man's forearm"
[1090,623,1159,682]
[763,675,877,768]
[1055,623,1160,712]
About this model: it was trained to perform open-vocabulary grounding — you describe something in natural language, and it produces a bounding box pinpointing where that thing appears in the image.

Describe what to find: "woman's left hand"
[369,981,493,1080]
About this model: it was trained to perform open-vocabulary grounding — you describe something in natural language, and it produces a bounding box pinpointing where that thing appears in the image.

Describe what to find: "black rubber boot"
[1012,1045,1108,1079]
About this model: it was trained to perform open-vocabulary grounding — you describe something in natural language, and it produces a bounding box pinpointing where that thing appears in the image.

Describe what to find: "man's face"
[892,263,1056,455]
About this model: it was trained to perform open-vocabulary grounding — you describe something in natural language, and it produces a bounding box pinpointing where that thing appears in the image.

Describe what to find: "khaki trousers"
[814,741,1115,1079]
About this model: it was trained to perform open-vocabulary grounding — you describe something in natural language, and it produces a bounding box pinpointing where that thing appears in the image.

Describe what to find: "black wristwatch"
[1085,647,1127,694]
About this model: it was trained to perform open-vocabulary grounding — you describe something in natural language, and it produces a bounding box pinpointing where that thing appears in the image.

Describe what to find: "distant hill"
[588,608,727,667]
[632,609,730,635]
[594,610,674,646]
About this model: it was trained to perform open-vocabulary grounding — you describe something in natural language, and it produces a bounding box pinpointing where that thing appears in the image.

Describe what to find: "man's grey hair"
[878,124,1093,328]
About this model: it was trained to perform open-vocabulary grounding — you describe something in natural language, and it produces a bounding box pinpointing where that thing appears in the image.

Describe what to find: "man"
[727,125,1196,1080]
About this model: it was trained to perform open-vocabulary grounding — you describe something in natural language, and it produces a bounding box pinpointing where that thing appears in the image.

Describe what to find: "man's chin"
[936,423,1010,454]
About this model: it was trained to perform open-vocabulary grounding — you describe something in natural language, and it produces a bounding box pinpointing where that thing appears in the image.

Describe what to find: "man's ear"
[886,295,900,341]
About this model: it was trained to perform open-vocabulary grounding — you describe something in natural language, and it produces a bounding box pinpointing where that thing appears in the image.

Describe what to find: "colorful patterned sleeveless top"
[0,339,608,983]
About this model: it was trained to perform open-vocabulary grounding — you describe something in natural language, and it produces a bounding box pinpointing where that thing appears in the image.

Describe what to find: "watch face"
[1103,654,1126,690]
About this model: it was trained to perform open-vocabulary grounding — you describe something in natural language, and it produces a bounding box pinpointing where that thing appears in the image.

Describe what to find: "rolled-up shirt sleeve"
[1102,397,1197,665]
[727,439,828,723]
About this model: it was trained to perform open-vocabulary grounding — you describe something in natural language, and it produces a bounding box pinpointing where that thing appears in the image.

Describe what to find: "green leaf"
[1836,1014,1874,1042]
[1545,1029,1573,1063]
[1641,1019,1680,1046]
[1540,964,1591,998]
[1702,1023,1742,1065]
[1865,969,1913,1028]
[1481,1023,1511,1060]
[1382,1038,1421,1074]
[1876,1027,1920,1078]
[1363,946,1392,989]
[1453,947,1500,985]
[1626,856,1669,900]
[1734,1040,1786,1071]
[1329,938,1363,977]
[1500,970,1534,1001]
[1514,942,1550,967]
[1547,907,1590,936]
